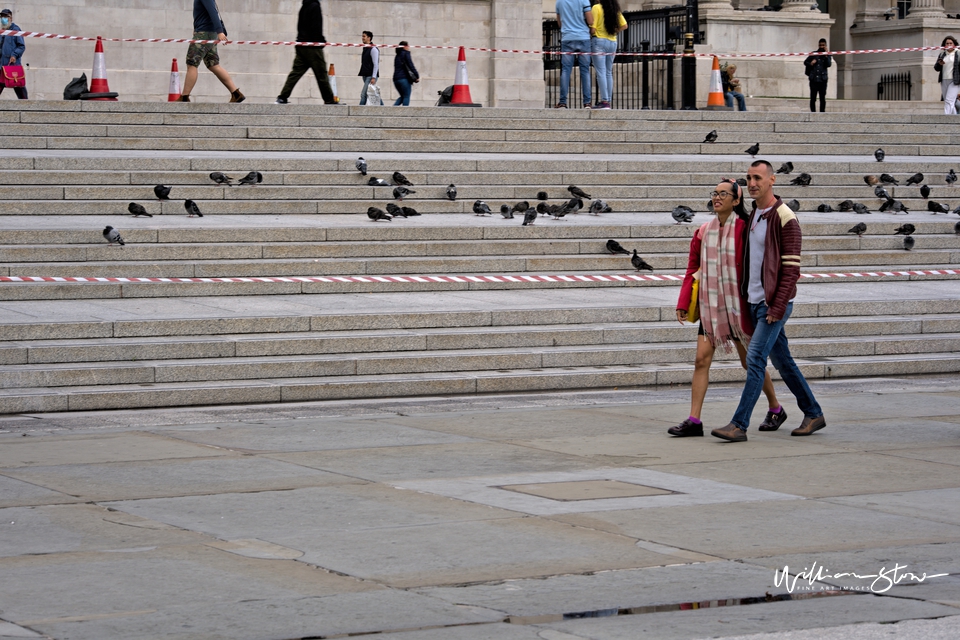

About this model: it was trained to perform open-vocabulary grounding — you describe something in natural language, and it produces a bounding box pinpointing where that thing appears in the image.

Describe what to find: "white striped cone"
[449,46,479,106]
[707,56,725,107]
[87,35,117,100]
[168,58,181,102]
[328,63,339,103]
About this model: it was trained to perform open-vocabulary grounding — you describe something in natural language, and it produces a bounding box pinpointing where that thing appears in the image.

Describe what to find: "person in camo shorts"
[178,0,244,103]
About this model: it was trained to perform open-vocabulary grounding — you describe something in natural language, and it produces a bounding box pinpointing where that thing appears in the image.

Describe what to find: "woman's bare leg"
[690,335,716,419]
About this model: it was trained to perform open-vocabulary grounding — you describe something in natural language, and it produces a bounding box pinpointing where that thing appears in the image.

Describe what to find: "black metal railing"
[877,72,911,101]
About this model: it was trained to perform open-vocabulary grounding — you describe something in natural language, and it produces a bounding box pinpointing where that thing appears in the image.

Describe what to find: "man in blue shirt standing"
[178,0,244,103]
[555,0,593,108]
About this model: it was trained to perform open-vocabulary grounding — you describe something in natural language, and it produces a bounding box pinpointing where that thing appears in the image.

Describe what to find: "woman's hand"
[676,309,687,324]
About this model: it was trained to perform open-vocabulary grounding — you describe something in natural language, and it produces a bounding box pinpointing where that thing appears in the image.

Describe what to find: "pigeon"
[631,249,654,271]
[902,235,915,251]
[511,201,530,216]
[606,239,630,255]
[671,205,695,224]
[706,200,714,211]
[703,129,718,143]
[392,171,413,186]
[955,220,960,234]
[473,200,492,216]
[103,225,125,246]
[238,171,263,186]
[745,142,760,157]
[568,185,592,199]
[184,199,203,217]
[536,201,550,215]
[847,222,867,236]
[589,199,612,215]
[817,203,834,213]
[920,184,931,199]
[393,186,415,201]
[537,191,549,201]
[356,157,367,176]
[154,184,171,200]
[880,173,899,185]
[785,199,801,213]
[401,206,420,217]
[874,148,884,162]
[776,161,794,175]
[894,223,915,235]
[948,169,958,185]
[838,200,855,212]
[209,171,232,186]
[446,184,457,201]
[928,200,950,214]
[790,173,811,186]
[521,208,537,226]
[550,206,568,220]
[386,203,403,217]
[368,177,390,186]
[879,199,909,214]
[128,202,152,217]
[874,186,893,201]
[852,202,871,215]
[905,172,924,186]
[864,175,879,186]
[500,205,513,219]
[953,203,960,215]
[736,178,747,187]
[366,206,392,222]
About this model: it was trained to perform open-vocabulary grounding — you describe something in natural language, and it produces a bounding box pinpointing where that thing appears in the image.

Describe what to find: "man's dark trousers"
[809,80,827,112]
[278,46,336,103]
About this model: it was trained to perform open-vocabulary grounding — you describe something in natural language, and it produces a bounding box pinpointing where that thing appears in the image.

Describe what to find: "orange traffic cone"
[167,58,181,102]
[82,36,119,101]
[704,56,728,110]
[445,46,481,107]
[328,63,339,103]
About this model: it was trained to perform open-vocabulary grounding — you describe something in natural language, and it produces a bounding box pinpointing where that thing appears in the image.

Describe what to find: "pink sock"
[688,416,702,425]
[770,405,782,414]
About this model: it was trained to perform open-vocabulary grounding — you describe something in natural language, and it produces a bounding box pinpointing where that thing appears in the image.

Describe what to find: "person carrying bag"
[0,8,27,99]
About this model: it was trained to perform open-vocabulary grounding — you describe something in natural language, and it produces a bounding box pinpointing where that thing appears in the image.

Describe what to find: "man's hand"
[370,78,376,85]
[217,33,228,44]
[766,315,780,324]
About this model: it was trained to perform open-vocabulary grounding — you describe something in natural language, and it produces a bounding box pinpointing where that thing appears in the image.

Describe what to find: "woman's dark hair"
[942,36,957,47]
[723,179,748,220]
[599,0,623,37]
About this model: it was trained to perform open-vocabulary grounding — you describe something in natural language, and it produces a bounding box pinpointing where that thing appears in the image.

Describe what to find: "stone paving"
[1,375,958,639]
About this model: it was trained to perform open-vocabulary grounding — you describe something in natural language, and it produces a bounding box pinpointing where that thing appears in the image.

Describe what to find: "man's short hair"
[818,38,827,44]
[398,40,409,47]
[750,160,774,174]
[363,31,374,40]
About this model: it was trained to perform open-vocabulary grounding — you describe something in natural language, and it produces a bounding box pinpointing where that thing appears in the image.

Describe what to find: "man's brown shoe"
[791,415,826,436]
[711,423,747,442]
[230,89,245,103]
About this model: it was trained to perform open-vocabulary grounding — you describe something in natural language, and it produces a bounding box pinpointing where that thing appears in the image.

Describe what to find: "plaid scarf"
[698,217,747,351]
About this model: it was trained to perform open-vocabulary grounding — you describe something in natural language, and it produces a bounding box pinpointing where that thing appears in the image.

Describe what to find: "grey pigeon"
[952,202,960,215]
[446,184,457,201]
[864,175,879,186]
[590,199,612,215]
[606,239,630,255]
[852,202,871,215]
[238,171,262,186]
[103,225,125,246]
[568,185,591,199]
[703,129,718,143]
[392,171,413,187]
[393,186,415,201]
[874,186,892,201]
[817,203,834,213]
[537,191,549,201]
[955,220,960,234]
[785,199,801,213]
[948,169,958,185]
[838,200,854,212]
[880,173,899,185]
[368,177,390,186]
[745,142,760,157]
[500,204,513,219]
[920,185,931,199]
[894,223,915,235]
[928,200,950,214]
[736,178,747,187]
[521,208,537,226]
[154,184,171,200]
[671,205,695,224]
[473,200,492,216]
[776,162,794,175]
[184,199,203,217]
[875,148,884,162]
[386,203,402,217]
[905,172,924,186]
[356,157,367,176]
[631,249,653,272]
[128,202,152,218]
[366,206,392,222]
[879,199,909,214]
[847,222,867,236]
[209,171,232,186]
[511,201,530,215]
[903,235,915,251]
[551,204,569,220]
[401,206,420,217]
[790,173,811,186]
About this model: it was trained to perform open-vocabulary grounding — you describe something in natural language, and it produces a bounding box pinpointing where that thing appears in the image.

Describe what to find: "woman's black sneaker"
[667,419,704,437]
[758,408,788,431]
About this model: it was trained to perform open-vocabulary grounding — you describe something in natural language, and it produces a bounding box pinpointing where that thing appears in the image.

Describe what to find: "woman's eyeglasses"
[710,191,733,199]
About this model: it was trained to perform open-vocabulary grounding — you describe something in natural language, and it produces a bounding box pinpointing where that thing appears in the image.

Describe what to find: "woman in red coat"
[668,180,783,437]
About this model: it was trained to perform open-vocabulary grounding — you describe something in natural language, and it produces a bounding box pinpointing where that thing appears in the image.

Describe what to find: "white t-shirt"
[747,207,771,305]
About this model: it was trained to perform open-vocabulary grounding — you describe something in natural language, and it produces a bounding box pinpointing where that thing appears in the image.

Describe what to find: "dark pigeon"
[847,222,867,236]
[511,201,530,215]
[589,199,612,215]
[905,172,924,186]
[568,185,591,199]
[368,177,390,186]
[128,202,152,218]
[473,200,492,216]
[521,208,537,226]
[955,220,960,234]
[838,200,854,212]
[154,184,171,200]
[875,148,884,162]
[209,171,232,186]
[401,206,420,217]
[386,203,402,217]
[894,223,915,236]
[631,249,653,272]
[785,199,800,213]
[817,203,834,213]
[874,186,893,201]
[184,199,203,217]
[776,162,794,175]
[392,171,413,186]
[446,184,457,201]
[672,205,695,224]
[920,185,931,199]
[537,191,549,201]
[356,157,367,176]
[500,204,513,218]
[879,199,909,214]
[928,200,950,214]
[948,169,957,185]
[852,202,871,215]
[366,206,392,222]
[880,173,899,185]
[393,186,415,201]
[238,171,263,186]
[790,173,811,186]
[903,235,915,251]
[103,225,125,246]
[736,178,747,187]
[745,142,760,157]
[606,239,630,255]
[703,129,718,143]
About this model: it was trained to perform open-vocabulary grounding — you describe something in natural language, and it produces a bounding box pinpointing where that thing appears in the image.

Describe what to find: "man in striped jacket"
[712,159,826,442]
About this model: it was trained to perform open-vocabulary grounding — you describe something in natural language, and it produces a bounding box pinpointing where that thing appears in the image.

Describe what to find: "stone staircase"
[1,101,959,413]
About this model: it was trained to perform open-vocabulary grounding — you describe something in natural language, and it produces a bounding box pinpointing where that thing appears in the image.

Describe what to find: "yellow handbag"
[687,272,700,323]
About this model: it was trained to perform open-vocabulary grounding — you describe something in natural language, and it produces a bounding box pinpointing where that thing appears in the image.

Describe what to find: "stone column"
[490,0,544,107]
[908,0,946,16]
[698,0,735,14]
[781,0,817,12]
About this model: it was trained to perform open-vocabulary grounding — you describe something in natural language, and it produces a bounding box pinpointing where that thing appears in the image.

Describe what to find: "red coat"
[676,218,754,337]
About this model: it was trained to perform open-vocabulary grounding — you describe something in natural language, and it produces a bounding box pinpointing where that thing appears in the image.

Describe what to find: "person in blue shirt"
[178,0,244,103]
[555,0,593,108]
[0,8,27,99]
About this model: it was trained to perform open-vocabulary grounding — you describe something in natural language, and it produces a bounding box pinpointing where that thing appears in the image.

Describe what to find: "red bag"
[2,65,26,88]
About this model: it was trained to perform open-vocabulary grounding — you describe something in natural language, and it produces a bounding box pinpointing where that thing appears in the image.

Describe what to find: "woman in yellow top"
[590,0,627,110]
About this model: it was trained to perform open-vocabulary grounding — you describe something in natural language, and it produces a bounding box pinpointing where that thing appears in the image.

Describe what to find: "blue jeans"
[393,77,411,106]
[592,37,617,103]
[731,301,823,431]
[559,38,591,106]
[360,76,376,105]
[725,91,746,111]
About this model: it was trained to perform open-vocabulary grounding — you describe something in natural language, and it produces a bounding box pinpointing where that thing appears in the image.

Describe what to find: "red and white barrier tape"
[0,29,951,59]
[1,270,957,286]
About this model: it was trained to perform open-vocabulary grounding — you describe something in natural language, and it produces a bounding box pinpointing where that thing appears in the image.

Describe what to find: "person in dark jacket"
[179,0,244,103]
[358,30,380,105]
[0,8,27,99]
[934,35,960,115]
[803,38,832,113]
[392,41,419,106]
[276,0,336,104]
